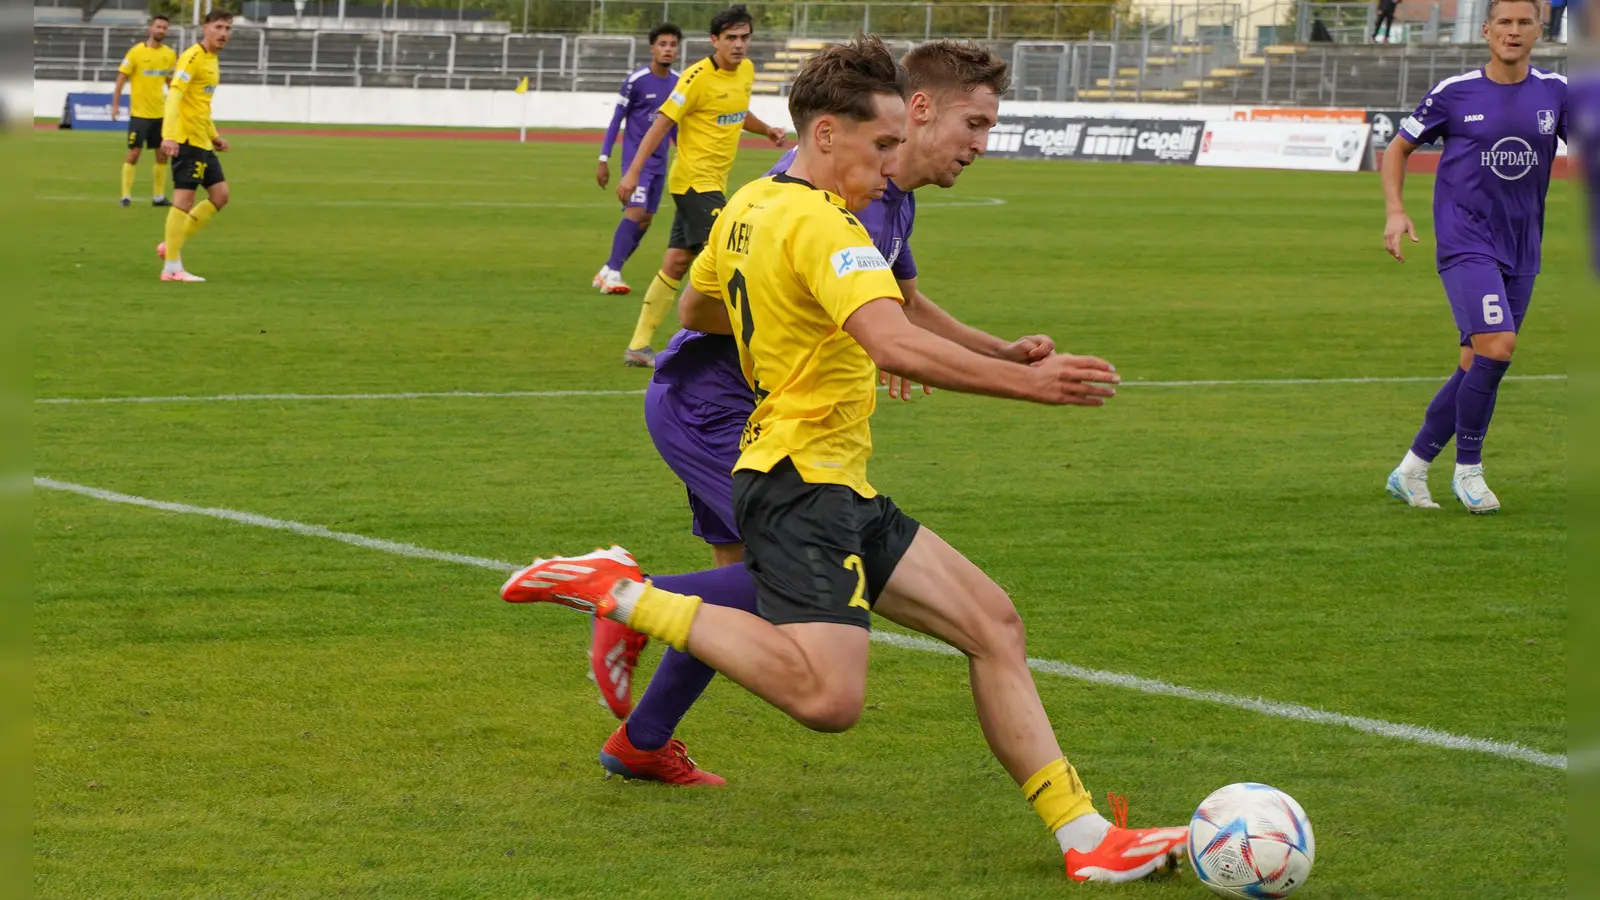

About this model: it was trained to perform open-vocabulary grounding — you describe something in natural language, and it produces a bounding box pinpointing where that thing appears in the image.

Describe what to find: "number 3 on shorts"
[842,554,869,610]
[1481,293,1504,327]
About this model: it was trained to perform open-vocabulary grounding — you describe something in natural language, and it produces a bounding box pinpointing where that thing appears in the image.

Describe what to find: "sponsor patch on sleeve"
[669,90,687,105]
[1400,115,1424,139]
[830,246,890,277]
[176,69,191,83]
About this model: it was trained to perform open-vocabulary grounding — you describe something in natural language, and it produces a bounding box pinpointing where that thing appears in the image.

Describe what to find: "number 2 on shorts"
[1481,293,1504,327]
[842,554,869,610]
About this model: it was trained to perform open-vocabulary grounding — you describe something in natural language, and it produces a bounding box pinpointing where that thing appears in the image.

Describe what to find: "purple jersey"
[1570,64,1600,271]
[1400,66,1568,275]
[653,149,922,410]
[602,66,678,174]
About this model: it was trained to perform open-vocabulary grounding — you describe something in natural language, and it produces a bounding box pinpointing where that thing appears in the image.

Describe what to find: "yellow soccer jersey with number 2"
[690,173,904,498]
[117,42,177,119]
[163,43,221,150]
[657,56,756,195]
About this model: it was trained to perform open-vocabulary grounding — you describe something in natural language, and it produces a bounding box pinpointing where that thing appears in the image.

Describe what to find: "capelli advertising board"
[985,117,1206,164]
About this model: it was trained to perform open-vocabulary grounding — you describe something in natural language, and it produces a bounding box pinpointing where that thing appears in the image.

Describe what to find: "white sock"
[1055,811,1113,854]
[1399,450,1430,476]
[1455,461,1481,474]
[162,258,183,275]
[605,578,645,626]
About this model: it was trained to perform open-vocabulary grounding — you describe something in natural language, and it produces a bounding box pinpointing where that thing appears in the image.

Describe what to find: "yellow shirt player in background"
[110,15,176,207]
[495,36,1190,888]
[156,9,233,284]
[612,4,786,368]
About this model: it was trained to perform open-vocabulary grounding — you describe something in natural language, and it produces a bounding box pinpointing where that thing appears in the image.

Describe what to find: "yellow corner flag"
[514,76,529,93]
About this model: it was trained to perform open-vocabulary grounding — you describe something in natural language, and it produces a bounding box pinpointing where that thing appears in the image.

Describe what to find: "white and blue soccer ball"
[1188,783,1316,898]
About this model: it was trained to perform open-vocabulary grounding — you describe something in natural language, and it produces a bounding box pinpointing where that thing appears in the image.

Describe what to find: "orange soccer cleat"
[599,725,726,786]
[1064,794,1189,884]
[589,617,649,719]
[499,545,642,616]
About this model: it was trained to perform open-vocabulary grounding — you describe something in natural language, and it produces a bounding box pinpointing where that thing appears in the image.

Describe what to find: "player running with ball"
[1382,0,1567,513]
[502,37,1190,885]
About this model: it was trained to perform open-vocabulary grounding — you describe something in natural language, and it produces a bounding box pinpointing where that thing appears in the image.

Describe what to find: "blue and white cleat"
[1386,467,1440,509]
[1452,464,1500,514]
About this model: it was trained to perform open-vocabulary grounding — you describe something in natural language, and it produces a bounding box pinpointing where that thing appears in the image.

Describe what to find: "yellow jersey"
[658,57,756,195]
[163,43,221,150]
[117,42,176,119]
[689,173,904,497]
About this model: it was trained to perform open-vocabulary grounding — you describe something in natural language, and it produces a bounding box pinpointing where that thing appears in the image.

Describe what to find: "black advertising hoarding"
[985,117,1205,164]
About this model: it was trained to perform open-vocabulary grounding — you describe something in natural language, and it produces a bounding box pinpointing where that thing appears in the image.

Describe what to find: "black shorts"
[126,116,162,151]
[732,457,921,629]
[667,189,726,253]
[171,143,225,190]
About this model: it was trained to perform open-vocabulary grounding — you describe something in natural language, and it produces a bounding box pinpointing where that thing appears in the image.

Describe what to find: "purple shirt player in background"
[584,42,1061,787]
[1381,0,1566,515]
[591,24,681,296]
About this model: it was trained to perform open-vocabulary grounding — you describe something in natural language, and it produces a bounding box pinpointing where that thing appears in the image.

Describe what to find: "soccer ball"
[1188,783,1315,898]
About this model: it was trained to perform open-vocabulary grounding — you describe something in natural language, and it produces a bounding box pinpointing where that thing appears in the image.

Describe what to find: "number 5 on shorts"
[1481,293,1504,327]
[843,554,869,611]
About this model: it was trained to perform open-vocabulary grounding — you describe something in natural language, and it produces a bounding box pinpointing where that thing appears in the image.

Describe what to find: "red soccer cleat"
[590,617,649,719]
[499,545,641,616]
[598,725,726,786]
[1064,794,1189,883]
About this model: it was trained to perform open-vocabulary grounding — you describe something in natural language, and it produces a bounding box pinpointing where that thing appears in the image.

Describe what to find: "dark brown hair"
[1484,0,1537,19]
[203,8,234,23]
[787,36,906,130]
[902,39,1011,97]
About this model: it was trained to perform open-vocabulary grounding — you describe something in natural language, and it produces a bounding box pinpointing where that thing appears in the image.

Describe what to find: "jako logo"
[1463,113,1485,122]
[830,245,889,277]
[716,111,747,126]
[1481,136,1539,180]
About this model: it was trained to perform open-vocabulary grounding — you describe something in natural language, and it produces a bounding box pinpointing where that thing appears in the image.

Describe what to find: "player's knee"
[792,690,863,733]
[965,588,1028,661]
[1473,332,1516,361]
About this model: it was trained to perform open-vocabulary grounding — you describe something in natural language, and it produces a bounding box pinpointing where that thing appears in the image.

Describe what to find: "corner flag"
[515,76,530,93]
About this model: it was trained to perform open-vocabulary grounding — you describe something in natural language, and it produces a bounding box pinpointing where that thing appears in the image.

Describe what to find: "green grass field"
[34,127,1573,899]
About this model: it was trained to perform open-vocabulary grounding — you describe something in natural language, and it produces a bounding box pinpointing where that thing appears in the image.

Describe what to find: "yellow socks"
[162,206,191,262]
[628,271,682,351]
[152,160,168,198]
[187,199,218,234]
[1023,758,1097,832]
[120,163,136,200]
[615,581,702,652]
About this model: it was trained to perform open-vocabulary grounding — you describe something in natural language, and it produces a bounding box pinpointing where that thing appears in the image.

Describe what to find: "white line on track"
[35,373,1567,406]
[34,193,1008,211]
[35,475,1566,772]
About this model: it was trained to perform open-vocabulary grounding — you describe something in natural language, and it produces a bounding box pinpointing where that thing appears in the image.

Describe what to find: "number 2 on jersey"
[842,554,869,611]
[727,269,765,400]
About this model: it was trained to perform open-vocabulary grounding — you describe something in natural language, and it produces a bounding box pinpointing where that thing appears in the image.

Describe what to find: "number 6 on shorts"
[1481,293,1504,327]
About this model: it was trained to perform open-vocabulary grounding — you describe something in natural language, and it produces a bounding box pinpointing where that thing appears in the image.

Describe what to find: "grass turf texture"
[35,128,1571,898]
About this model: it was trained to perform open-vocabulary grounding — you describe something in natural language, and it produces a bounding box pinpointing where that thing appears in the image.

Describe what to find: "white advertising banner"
[1194,120,1371,172]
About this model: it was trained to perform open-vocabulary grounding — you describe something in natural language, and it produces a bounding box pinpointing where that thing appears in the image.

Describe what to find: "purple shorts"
[1439,257,1534,346]
[625,167,667,215]
[644,380,744,546]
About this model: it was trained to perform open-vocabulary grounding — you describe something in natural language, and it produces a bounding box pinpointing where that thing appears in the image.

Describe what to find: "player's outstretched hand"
[1001,334,1056,363]
[616,171,639,205]
[879,370,931,401]
[1029,354,1119,406]
[767,127,787,146]
[596,160,610,189]
[110,104,119,122]
[160,138,180,159]
[1384,211,1417,262]
[214,137,230,152]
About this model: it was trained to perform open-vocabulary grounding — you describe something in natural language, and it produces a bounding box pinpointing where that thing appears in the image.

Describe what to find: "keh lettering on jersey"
[725,221,754,255]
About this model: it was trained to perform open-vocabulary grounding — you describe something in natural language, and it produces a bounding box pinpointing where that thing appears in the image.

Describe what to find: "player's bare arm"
[898,277,1055,363]
[844,298,1116,406]
[111,72,128,121]
[678,285,733,334]
[742,109,787,146]
[1382,134,1421,262]
[617,114,674,204]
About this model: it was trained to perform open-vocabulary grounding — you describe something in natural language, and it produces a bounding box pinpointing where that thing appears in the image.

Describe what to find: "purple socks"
[1456,355,1510,465]
[605,218,647,272]
[1409,366,1466,462]
[625,563,760,751]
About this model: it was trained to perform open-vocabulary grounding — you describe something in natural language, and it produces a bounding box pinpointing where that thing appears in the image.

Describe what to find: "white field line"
[35,373,1567,406]
[35,475,1566,772]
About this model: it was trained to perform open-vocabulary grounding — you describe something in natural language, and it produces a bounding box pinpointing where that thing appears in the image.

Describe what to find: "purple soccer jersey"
[1399,66,1569,275]
[602,66,678,176]
[1569,63,1600,271]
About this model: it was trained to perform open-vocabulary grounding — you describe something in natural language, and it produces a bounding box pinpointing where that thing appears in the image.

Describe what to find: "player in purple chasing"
[592,24,681,296]
[580,40,1060,785]
[1381,0,1566,514]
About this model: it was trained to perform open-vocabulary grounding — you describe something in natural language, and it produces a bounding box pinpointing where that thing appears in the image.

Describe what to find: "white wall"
[37,80,1251,131]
